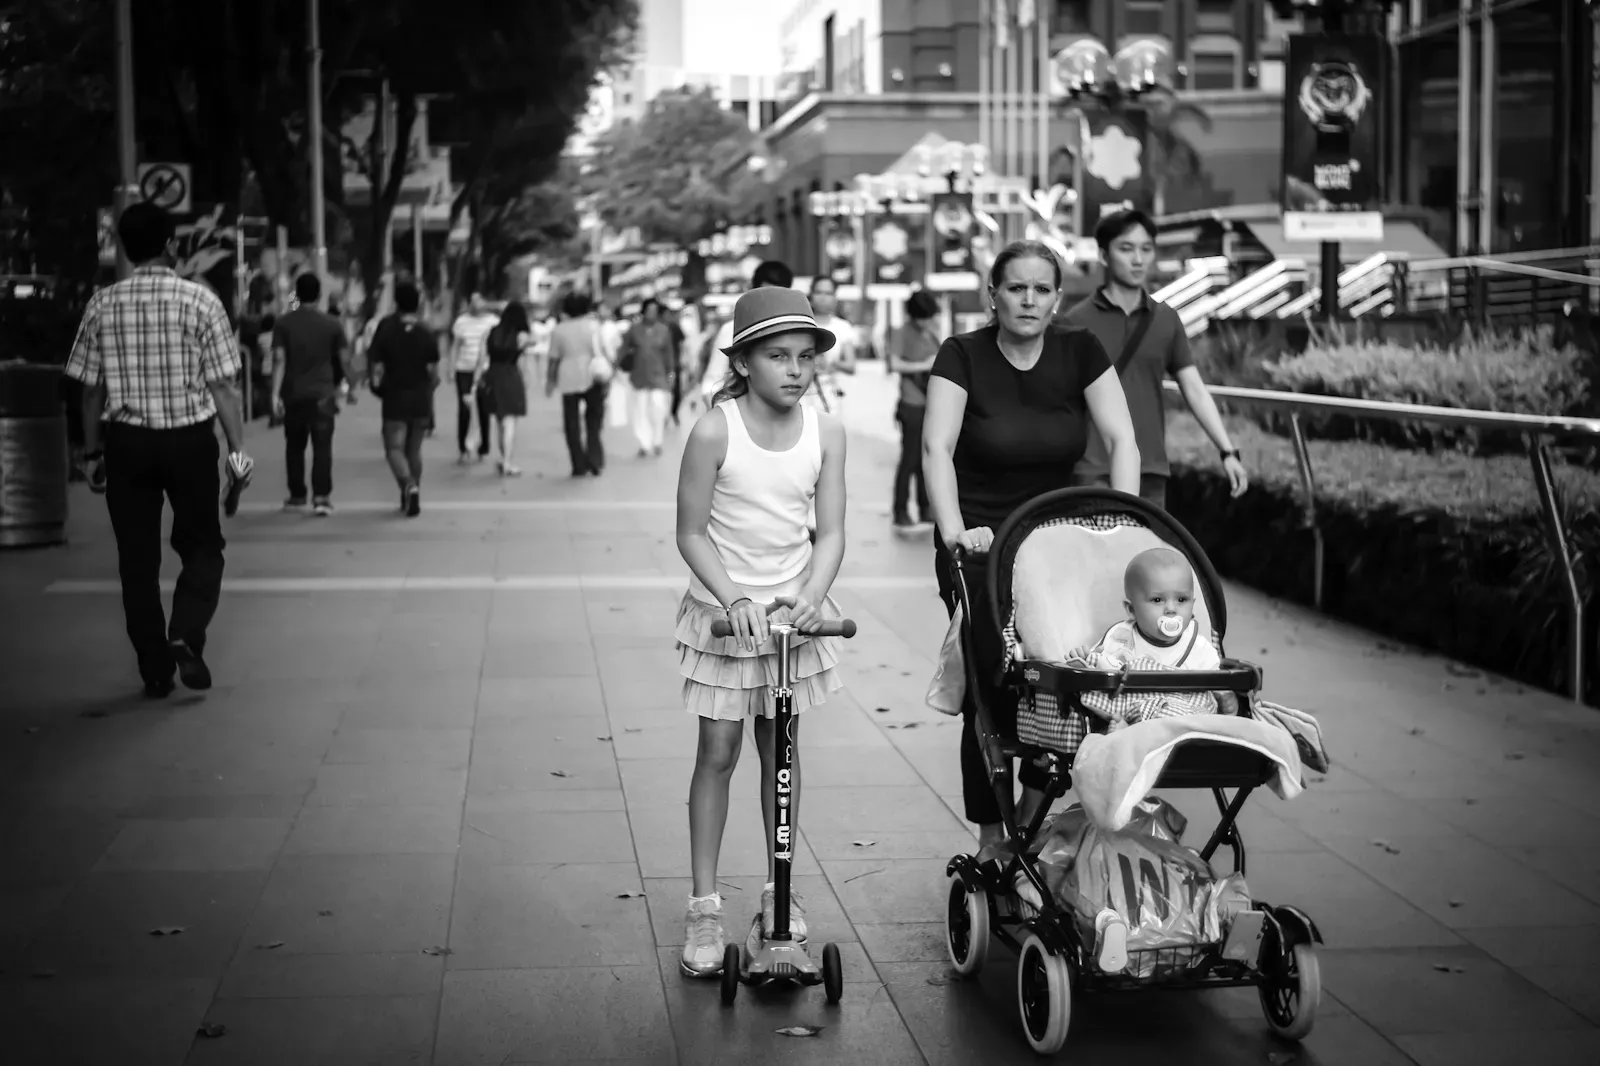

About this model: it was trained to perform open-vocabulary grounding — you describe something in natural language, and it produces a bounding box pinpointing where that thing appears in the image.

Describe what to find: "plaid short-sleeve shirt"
[64,265,242,429]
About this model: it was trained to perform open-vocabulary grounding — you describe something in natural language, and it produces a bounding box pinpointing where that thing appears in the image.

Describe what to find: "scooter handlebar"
[710,615,857,639]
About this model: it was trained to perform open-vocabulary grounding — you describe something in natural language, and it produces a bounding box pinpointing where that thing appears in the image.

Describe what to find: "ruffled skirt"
[675,592,844,720]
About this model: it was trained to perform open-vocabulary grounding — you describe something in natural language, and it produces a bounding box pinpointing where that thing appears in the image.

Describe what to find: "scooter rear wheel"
[822,942,843,1004]
[720,945,740,1005]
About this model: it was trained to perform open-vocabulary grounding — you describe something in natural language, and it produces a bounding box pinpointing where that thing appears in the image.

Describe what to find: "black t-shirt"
[369,315,439,420]
[930,323,1112,530]
[273,308,347,401]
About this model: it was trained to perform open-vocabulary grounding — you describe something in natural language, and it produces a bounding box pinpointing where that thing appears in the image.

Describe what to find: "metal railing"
[1164,381,1600,704]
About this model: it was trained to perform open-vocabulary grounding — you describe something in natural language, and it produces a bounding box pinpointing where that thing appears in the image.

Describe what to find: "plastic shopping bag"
[607,380,630,429]
[925,605,966,716]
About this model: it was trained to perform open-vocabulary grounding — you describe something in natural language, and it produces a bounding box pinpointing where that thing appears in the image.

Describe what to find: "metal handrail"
[1409,245,1600,273]
[1165,381,1598,703]
[1456,258,1600,288]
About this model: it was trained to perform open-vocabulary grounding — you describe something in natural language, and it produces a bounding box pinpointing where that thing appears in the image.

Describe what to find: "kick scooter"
[710,606,857,1006]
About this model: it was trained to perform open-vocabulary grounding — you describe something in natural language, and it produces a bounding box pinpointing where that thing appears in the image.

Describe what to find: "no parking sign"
[136,162,193,215]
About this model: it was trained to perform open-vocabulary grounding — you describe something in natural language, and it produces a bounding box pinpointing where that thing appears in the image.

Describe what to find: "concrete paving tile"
[803,786,971,836]
[1510,845,1600,906]
[468,742,620,794]
[804,825,977,863]
[434,966,675,1066]
[365,638,485,677]
[1243,848,1465,949]
[654,953,921,1066]
[0,882,71,971]
[802,746,928,788]
[823,858,949,926]
[1459,925,1600,969]
[476,674,607,718]
[856,921,950,964]
[145,760,321,801]
[122,793,309,820]
[643,875,857,949]
[306,762,468,806]
[0,812,123,887]
[469,788,626,814]
[0,976,216,1066]
[1515,964,1600,1025]
[186,994,437,1066]
[447,862,656,969]
[216,950,444,999]
[1320,945,1590,1035]
[1320,833,1600,929]
[1262,784,1463,839]
[21,870,267,979]
[458,808,635,865]
[474,715,622,749]
[243,854,455,955]
[1396,1028,1600,1066]
[1416,793,1600,850]
[340,692,479,730]
[482,640,599,679]
[325,726,472,767]
[93,817,293,873]
[283,804,463,855]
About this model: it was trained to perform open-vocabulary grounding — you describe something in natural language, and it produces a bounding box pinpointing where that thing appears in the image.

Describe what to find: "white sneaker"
[680,895,726,977]
[1095,907,1129,973]
[760,883,807,943]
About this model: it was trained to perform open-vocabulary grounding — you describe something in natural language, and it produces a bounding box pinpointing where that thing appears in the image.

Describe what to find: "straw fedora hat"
[721,287,837,355]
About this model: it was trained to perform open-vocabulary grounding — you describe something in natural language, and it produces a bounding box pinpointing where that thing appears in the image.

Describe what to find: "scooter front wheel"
[822,942,843,1004]
[720,945,740,1005]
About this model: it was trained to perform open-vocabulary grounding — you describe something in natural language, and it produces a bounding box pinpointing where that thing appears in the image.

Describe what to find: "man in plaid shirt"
[65,202,253,698]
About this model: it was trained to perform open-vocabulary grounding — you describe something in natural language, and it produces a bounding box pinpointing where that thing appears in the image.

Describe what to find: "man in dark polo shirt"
[1061,209,1248,508]
[271,272,349,515]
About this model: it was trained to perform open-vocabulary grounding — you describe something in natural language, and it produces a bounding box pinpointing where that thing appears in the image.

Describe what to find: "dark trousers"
[893,402,930,522]
[455,371,491,456]
[382,418,429,488]
[283,396,336,500]
[934,540,1048,825]
[1070,470,1168,510]
[103,420,225,685]
[562,384,607,475]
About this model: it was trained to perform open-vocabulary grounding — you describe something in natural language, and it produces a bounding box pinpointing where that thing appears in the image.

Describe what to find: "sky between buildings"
[680,0,780,75]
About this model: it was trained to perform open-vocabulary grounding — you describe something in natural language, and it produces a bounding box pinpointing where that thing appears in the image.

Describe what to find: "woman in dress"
[479,301,532,476]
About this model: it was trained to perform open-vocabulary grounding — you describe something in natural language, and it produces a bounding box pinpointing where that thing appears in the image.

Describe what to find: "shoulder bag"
[588,323,614,386]
[1113,309,1155,376]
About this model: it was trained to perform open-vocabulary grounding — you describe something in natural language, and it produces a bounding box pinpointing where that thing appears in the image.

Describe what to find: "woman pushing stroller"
[922,238,1140,859]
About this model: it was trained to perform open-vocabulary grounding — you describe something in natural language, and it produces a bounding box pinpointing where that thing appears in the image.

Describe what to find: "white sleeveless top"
[688,398,821,606]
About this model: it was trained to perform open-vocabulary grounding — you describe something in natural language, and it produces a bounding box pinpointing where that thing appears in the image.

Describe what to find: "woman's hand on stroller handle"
[710,597,857,644]
[947,526,995,555]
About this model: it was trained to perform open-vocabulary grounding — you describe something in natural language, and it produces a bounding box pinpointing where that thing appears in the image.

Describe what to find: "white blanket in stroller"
[1072,716,1304,832]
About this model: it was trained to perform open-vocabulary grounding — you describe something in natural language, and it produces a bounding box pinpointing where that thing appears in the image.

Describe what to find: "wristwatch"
[1219,448,1241,462]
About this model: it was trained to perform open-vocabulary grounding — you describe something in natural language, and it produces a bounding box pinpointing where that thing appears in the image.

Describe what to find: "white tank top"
[688,398,821,606]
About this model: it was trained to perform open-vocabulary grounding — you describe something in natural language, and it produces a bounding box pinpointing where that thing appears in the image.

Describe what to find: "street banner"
[929,193,977,281]
[870,215,915,286]
[1079,109,1152,228]
[1280,34,1383,213]
[823,220,858,287]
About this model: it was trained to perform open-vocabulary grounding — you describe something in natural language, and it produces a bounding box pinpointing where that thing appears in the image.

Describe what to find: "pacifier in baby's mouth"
[1157,615,1185,638]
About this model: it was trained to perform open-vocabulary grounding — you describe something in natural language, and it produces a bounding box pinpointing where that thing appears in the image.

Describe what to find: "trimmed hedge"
[1257,326,1593,455]
[1164,414,1600,706]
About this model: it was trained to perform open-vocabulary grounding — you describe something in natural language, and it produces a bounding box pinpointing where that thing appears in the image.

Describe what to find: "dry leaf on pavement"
[775,1025,822,1037]
[148,927,185,936]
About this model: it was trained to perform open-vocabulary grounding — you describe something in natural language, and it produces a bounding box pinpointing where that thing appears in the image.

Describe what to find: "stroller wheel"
[1016,933,1072,1055]
[1260,942,1320,1041]
[945,873,990,977]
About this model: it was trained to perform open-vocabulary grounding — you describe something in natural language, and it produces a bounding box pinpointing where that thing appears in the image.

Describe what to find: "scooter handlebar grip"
[710,619,734,638]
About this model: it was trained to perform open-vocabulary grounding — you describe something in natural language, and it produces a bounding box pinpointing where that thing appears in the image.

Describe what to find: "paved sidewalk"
[1,367,1598,1065]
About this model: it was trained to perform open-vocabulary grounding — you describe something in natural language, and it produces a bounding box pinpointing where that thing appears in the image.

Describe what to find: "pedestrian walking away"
[1060,209,1249,508]
[923,239,1139,859]
[367,278,440,517]
[272,272,349,516]
[63,201,253,699]
[480,301,532,476]
[450,292,498,462]
[887,289,942,532]
[802,276,858,416]
[697,259,794,409]
[618,297,677,457]
[546,290,610,477]
[673,285,850,978]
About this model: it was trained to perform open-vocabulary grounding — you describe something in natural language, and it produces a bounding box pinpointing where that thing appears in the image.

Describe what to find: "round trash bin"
[0,361,69,547]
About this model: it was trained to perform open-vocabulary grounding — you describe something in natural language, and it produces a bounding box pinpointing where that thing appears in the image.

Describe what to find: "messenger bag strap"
[1113,304,1156,376]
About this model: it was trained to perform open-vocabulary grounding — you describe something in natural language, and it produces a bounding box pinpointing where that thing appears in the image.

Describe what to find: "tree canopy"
[582,87,757,248]
[0,0,635,298]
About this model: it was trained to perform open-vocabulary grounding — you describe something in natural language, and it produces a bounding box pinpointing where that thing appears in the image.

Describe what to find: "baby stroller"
[942,487,1323,1055]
